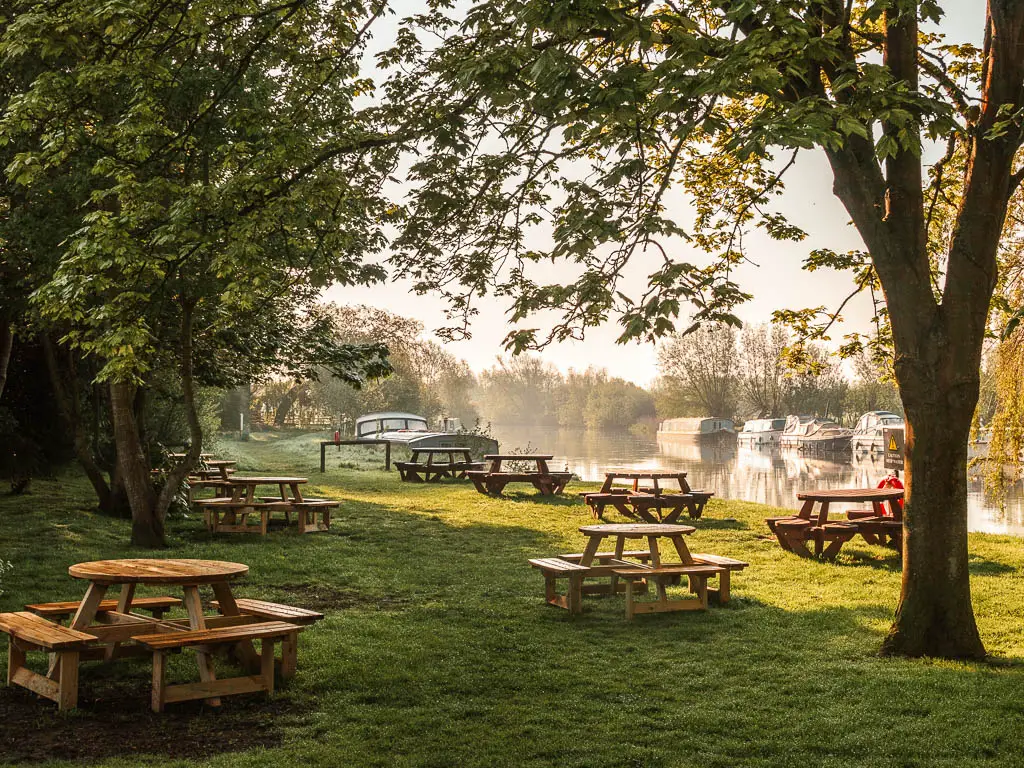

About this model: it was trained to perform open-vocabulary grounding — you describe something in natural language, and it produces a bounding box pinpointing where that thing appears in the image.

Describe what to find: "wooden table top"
[485,454,553,461]
[579,523,696,536]
[204,460,236,467]
[69,559,249,584]
[797,488,904,502]
[223,476,308,485]
[604,470,687,479]
[169,453,214,459]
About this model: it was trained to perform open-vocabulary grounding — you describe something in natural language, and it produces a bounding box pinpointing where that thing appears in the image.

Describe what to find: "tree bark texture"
[0,315,12,403]
[821,1,1024,657]
[109,381,164,547]
[39,333,115,513]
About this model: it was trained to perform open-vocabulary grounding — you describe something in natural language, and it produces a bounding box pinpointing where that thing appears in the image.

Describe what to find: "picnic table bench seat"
[26,596,182,621]
[195,497,337,535]
[611,564,725,618]
[690,553,749,602]
[395,460,485,482]
[852,515,902,548]
[468,470,572,496]
[528,558,590,614]
[211,598,324,626]
[135,620,303,712]
[0,611,97,710]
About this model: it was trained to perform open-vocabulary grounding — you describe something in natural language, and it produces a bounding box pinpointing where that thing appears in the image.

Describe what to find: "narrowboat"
[657,417,736,439]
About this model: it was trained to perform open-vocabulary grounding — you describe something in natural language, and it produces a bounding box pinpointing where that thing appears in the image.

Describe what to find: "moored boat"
[851,411,905,452]
[737,418,786,446]
[779,415,852,453]
[354,411,499,456]
[657,417,736,439]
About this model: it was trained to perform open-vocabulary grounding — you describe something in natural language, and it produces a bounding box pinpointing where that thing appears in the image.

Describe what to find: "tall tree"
[738,324,791,418]
[658,325,738,418]
[389,1,1024,657]
[3,0,395,545]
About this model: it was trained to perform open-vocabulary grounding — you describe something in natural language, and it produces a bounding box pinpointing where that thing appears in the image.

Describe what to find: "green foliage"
[1,0,396,390]
[383,0,965,353]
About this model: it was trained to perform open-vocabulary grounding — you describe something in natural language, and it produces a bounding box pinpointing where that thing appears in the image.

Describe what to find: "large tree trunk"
[110,380,164,547]
[0,315,12,402]
[273,383,304,427]
[881,324,985,658]
[39,333,116,512]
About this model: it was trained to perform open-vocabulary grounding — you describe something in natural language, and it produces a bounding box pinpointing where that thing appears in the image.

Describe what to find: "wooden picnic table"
[396,447,482,482]
[599,470,691,494]
[189,460,236,481]
[484,454,553,473]
[469,454,571,496]
[222,476,308,503]
[766,487,905,559]
[67,559,251,707]
[585,470,714,520]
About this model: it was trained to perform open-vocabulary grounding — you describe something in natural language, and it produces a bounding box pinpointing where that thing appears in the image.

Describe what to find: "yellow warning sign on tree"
[888,434,899,452]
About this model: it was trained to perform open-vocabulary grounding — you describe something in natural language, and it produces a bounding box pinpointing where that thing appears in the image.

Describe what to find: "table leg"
[182,585,221,707]
[211,582,261,672]
[679,474,691,493]
[668,535,695,565]
[600,475,613,493]
[798,498,816,519]
[817,501,831,526]
[647,537,668,602]
[105,584,136,660]
[579,534,605,568]
[50,582,108,681]
[609,536,626,594]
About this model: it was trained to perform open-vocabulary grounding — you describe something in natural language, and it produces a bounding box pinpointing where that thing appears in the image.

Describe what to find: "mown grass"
[2,430,1024,766]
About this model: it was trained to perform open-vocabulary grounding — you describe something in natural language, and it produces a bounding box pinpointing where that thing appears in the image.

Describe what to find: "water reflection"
[492,425,1024,537]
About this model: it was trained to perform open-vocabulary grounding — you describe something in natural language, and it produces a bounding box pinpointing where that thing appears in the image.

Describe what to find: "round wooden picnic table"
[577,523,697,568]
[599,470,691,494]
[68,558,254,707]
[795,487,904,524]
[222,476,308,502]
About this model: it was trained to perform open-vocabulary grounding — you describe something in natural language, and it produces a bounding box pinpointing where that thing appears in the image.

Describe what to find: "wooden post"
[320,442,326,473]
[152,650,166,713]
[58,651,79,711]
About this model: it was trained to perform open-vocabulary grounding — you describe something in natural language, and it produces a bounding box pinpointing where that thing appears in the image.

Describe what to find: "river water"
[491,425,1024,537]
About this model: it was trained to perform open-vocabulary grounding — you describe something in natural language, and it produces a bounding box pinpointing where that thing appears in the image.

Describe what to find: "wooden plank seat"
[135,621,303,712]
[0,611,96,710]
[582,492,635,519]
[854,516,902,548]
[611,565,725,619]
[690,554,749,603]
[211,598,324,626]
[195,498,337,535]
[469,471,572,496]
[528,558,590,614]
[26,596,182,622]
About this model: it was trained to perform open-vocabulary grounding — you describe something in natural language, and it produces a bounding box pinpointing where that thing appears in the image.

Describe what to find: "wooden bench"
[528,558,590,614]
[469,471,572,496]
[211,598,324,627]
[135,621,303,712]
[853,516,902,548]
[196,499,337,535]
[690,554,748,603]
[685,490,715,519]
[627,494,693,524]
[25,596,182,622]
[395,460,486,482]
[582,493,634,519]
[0,612,96,710]
[611,565,725,619]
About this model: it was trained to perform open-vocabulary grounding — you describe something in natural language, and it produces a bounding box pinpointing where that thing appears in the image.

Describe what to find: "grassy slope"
[1,430,1023,767]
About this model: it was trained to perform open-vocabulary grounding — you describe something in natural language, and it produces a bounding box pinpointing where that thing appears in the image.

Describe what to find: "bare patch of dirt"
[0,670,312,764]
[272,583,411,612]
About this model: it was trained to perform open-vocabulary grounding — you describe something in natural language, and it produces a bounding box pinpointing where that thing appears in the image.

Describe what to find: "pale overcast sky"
[324,0,986,386]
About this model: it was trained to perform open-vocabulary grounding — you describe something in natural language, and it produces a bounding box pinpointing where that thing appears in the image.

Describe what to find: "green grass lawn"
[2,431,1024,767]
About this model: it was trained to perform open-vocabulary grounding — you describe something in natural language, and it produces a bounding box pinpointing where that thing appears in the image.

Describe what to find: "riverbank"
[1,431,1023,766]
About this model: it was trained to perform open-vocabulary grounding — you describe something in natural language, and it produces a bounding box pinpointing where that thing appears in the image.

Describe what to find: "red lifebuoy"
[877,475,904,516]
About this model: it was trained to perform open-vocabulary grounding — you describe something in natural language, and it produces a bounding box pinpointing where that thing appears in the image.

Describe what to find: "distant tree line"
[653,324,902,425]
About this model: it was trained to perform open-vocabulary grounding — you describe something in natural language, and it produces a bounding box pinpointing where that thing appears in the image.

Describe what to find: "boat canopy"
[853,411,904,433]
[354,412,429,438]
[741,418,786,433]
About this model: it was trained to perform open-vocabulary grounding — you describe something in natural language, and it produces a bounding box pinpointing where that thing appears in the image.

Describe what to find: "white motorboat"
[851,411,905,452]
[779,415,853,453]
[354,411,498,455]
[737,418,786,446]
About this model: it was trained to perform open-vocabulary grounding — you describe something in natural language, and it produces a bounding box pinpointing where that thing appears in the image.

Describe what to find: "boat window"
[408,419,428,430]
[381,418,407,430]
[357,421,377,437]
[772,419,786,430]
